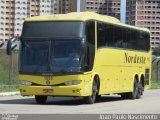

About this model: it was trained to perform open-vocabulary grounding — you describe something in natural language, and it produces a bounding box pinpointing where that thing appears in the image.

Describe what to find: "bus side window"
[129,30,137,49]
[86,21,95,46]
[143,32,150,51]
[84,44,93,71]
[84,21,95,71]
[123,28,131,49]
[114,27,123,48]
[97,22,106,48]
[106,26,115,47]
[138,31,150,51]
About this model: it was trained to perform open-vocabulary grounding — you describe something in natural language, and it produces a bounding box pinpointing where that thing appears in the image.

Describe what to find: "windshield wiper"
[47,40,52,72]
[32,53,48,73]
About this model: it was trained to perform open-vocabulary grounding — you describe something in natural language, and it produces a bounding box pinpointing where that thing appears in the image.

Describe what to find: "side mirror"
[0,40,4,48]
[7,37,18,55]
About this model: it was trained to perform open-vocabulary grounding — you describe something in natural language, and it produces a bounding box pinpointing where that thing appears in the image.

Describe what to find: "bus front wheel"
[84,79,98,104]
[35,95,47,104]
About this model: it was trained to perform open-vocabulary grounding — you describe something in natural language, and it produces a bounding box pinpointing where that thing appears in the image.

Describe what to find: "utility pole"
[8,0,13,85]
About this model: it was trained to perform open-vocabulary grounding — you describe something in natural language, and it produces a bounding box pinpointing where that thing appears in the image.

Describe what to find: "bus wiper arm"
[32,54,48,73]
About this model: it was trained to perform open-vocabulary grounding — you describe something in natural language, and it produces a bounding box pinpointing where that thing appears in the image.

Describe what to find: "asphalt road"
[0,89,160,114]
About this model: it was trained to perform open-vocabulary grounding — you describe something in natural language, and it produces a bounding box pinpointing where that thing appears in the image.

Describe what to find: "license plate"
[43,89,53,93]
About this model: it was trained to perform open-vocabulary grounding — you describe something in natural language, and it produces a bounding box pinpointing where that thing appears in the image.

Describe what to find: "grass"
[150,80,160,89]
[0,50,19,92]
[0,85,19,92]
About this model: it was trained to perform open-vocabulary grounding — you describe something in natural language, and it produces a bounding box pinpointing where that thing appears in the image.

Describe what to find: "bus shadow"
[0,97,36,105]
[46,95,123,106]
[0,95,124,106]
[46,97,84,106]
[96,95,123,103]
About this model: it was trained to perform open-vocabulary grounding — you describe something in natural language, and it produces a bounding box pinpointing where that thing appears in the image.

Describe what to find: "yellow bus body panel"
[19,73,94,96]
[93,48,151,95]
[20,12,151,97]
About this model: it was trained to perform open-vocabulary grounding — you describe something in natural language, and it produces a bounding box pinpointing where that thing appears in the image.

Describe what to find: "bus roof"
[25,12,150,32]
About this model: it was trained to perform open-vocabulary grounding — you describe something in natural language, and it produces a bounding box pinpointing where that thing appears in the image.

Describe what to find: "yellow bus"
[7,12,151,104]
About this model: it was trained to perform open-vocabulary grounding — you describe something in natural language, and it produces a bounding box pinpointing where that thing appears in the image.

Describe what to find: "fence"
[0,48,159,92]
[0,49,19,92]
[152,59,160,81]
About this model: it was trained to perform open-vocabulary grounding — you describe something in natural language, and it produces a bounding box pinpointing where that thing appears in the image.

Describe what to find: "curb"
[0,91,20,96]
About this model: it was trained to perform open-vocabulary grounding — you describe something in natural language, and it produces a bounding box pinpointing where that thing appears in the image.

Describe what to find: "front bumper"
[19,84,88,97]
[19,73,92,97]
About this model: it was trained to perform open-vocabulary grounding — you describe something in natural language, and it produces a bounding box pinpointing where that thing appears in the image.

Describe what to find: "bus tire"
[128,78,138,99]
[137,80,143,99]
[35,95,47,104]
[96,95,101,101]
[84,79,98,104]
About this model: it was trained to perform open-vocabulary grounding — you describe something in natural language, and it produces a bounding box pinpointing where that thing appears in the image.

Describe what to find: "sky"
[120,0,126,23]
[77,0,81,12]
[76,0,126,23]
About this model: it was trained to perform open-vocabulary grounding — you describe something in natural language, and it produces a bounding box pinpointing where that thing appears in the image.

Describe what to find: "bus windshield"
[20,39,82,74]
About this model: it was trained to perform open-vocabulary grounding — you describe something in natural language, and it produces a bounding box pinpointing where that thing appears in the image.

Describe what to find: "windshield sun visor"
[21,21,84,39]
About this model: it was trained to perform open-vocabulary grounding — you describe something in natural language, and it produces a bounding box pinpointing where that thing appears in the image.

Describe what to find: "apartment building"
[29,0,40,17]
[0,0,15,42]
[68,0,77,12]
[0,0,57,42]
[86,0,121,19]
[1,0,159,49]
[14,0,28,37]
[68,0,121,19]
[1,0,121,42]
[145,0,160,48]
[39,0,54,15]
[53,0,69,14]
[68,0,160,49]
[126,0,160,49]
[14,0,55,37]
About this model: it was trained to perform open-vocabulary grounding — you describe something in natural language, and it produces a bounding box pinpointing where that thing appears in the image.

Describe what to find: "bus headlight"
[20,80,32,86]
[64,80,82,86]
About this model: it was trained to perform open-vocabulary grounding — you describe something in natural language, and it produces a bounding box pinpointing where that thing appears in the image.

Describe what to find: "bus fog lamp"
[20,80,32,86]
[64,80,82,86]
